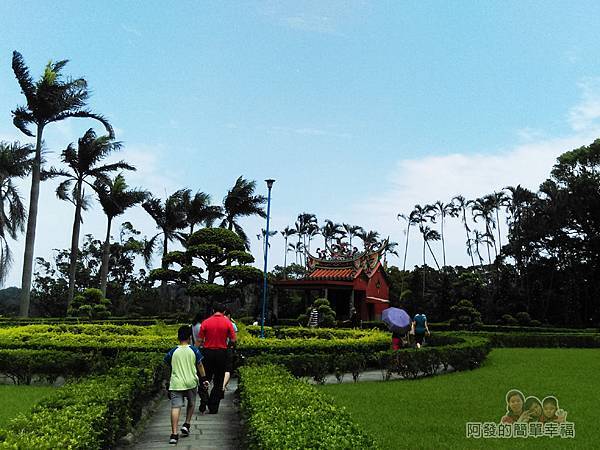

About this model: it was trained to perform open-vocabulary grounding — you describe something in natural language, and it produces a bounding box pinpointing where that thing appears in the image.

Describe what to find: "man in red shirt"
[198,303,236,414]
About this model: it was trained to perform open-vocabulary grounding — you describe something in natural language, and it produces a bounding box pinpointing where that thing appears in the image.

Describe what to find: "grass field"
[0,385,56,428]
[319,348,598,449]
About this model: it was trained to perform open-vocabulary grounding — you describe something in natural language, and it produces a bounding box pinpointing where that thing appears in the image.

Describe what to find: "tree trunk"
[100,216,113,297]
[283,236,288,279]
[441,217,446,267]
[495,209,502,253]
[426,241,441,270]
[402,224,410,272]
[464,214,475,267]
[19,124,44,317]
[161,233,168,310]
[67,180,84,309]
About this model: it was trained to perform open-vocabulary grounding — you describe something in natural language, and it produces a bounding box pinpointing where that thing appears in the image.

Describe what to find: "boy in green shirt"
[164,326,209,444]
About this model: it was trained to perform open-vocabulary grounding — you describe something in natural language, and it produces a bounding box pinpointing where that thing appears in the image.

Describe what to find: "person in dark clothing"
[198,303,236,414]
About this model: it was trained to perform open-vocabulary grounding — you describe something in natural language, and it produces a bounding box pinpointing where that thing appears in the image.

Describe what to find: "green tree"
[152,227,262,311]
[96,174,147,296]
[471,196,497,262]
[143,190,188,271]
[342,223,364,248]
[452,195,476,267]
[68,287,111,319]
[431,200,458,267]
[449,299,483,330]
[321,219,345,249]
[51,129,133,308]
[181,189,223,235]
[280,226,297,279]
[11,51,113,316]
[220,176,266,249]
[0,141,33,285]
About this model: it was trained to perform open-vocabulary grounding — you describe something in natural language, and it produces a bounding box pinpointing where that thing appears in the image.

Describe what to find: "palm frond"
[11,51,36,106]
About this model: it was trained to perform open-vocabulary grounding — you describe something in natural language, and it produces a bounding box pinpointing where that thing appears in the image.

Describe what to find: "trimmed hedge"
[243,334,491,383]
[0,364,162,449]
[0,324,177,353]
[238,365,378,449]
[477,332,600,348]
[360,320,599,334]
[0,349,99,384]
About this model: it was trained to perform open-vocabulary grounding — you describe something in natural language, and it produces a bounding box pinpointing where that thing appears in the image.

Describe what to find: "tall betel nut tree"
[11,51,113,316]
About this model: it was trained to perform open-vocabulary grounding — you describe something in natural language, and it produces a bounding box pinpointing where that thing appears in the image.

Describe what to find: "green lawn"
[319,348,598,449]
[0,385,56,428]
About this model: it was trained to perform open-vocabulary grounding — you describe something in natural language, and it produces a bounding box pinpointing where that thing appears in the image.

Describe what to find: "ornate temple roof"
[305,238,389,280]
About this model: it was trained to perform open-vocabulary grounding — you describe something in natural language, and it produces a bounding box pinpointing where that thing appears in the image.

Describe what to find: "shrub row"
[375,336,491,380]
[242,334,490,383]
[477,332,600,348]
[238,332,390,358]
[0,324,176,353]
[359,320,599,334]
[0,316,186,327]
[238,364,378,449]
[0,349,98,384]
[0,363,163,449]
[0,348,165,385]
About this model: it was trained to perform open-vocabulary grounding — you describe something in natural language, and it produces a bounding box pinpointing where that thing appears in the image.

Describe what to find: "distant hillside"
[0,287,20,316]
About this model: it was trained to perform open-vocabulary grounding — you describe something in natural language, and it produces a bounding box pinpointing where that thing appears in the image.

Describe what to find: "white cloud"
[568,78,600,132]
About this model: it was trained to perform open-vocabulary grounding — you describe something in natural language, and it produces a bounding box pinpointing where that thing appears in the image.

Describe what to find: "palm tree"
[280,226,297,278]
[181,190,223,236]
[257,228,277,260]
[0,141,33,285]
[342,223,363,248]
[490,190,509,252]
[295,213,317,266]
[357,229,380,251]
[220,176,266,249]
[431,200,458,267]
[51,129,133,307]
[321,219,345,249]
[397,210,419,291]
[381,239,399,265]
[419,225,441,270]
[470,230,491,267]
[471,196,497,262]
[452,195,476,267]
[11,51,113,316]
[419,225,441,298]
[143,190,188,270]
[96,174,148,296]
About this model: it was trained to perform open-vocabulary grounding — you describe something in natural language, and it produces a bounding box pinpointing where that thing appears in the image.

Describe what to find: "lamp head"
[265,179,275,189]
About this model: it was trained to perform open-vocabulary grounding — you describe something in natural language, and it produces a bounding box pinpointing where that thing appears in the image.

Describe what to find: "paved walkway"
[126,367,447,449]
[129,379,241,450]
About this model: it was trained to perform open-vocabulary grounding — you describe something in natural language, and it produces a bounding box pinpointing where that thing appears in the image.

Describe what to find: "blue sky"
[2,1,600,286]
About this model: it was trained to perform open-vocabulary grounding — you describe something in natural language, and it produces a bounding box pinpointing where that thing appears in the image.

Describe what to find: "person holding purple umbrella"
[381,307,411,350]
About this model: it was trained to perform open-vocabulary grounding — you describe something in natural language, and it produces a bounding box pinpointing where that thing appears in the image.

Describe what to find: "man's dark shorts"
[169,387,197,408]
[225,349,235,372]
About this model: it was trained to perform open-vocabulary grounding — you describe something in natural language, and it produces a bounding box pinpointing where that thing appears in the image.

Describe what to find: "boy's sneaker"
[180,423,190,437]
[169,434,179,444]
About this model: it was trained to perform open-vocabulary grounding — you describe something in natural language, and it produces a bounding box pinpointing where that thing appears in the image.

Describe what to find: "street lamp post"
[261,179,275,338]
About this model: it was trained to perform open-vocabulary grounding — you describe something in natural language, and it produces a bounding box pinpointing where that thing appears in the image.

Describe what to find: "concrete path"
[128,379,241,450]
[126,367,448,449]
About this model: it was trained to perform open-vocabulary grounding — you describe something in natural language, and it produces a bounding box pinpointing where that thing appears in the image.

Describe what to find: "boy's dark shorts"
[169,387,197,408]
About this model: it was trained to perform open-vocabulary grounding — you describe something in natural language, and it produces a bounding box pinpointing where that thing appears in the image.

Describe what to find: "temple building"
[274,239,390,321]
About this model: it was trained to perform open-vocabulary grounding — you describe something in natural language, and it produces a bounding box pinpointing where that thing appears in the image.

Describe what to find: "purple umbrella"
[381,307,411,334]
